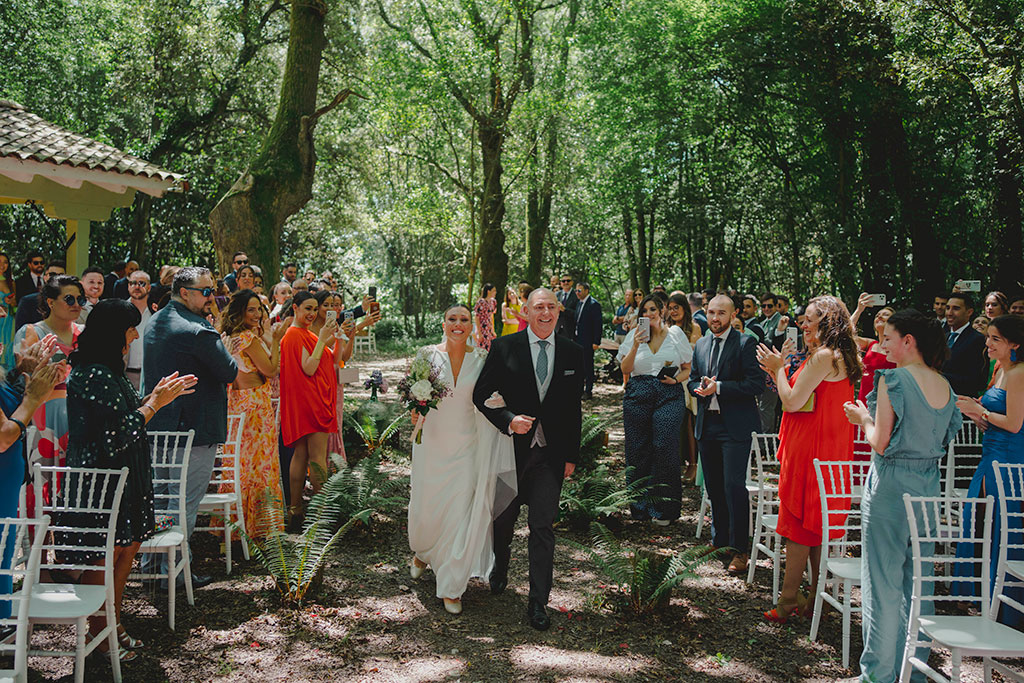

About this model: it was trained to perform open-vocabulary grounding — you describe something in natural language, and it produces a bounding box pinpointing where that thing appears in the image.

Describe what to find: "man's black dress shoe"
[527,599,550,631]
[489,570,508,595]
[190,574,215,589]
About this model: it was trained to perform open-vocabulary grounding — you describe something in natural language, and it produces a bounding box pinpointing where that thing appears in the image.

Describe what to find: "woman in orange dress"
[756,295,861,622]
[219,290,289,537]
[279,291,348,529]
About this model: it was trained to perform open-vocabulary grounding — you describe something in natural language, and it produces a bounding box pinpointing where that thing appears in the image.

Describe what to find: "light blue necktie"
[536,340,549,384]
[947,331,959,348]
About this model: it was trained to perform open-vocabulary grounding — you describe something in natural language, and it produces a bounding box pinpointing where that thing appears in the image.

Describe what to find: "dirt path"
[26,348,984,682]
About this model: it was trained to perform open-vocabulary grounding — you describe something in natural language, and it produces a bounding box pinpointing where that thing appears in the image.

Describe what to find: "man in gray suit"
[143,266,238,586]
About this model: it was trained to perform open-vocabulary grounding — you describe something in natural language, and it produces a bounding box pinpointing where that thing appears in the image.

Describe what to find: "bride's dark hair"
[444,303,472,317]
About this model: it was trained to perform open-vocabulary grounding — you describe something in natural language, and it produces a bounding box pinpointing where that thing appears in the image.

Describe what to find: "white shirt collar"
[951,321,970,336]
[527,327,554,345]
[712,326,732,342]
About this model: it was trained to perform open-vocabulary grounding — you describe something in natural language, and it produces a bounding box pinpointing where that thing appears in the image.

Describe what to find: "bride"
[407,303,516,615]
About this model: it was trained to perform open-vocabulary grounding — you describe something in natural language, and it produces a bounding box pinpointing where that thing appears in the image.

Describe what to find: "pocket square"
[483,391,506,409]
[563,369,575,375]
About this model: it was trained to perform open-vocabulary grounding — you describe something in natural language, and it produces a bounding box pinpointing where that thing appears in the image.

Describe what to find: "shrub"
[320,453,409,528]
[372,316,407,342]
[577,414,613,473]
[559,465,652,532]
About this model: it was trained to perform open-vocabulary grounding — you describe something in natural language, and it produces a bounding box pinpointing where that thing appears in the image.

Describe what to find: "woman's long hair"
[807,295,862,381]
[886,309,949,370]
[220,289,266,337]
[990,315,1024,362]
[70,299,142,374]
[985,291,1010,316]
[667,292,694,338]
[39,274,84,317]
[0,252,12,284]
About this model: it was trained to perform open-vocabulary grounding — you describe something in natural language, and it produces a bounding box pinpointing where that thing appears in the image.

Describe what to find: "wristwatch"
[982,409,991,422]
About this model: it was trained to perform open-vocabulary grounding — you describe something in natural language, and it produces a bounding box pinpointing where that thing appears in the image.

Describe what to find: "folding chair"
[0,516,49,683]
[809,459,871,669]
[746,433,783,599]
[902,492,1024,682]
[131,430,195,630]
[989,461,1024,680]
[196,414,249,573]
[29,465,129,683]
[944,422,984,500]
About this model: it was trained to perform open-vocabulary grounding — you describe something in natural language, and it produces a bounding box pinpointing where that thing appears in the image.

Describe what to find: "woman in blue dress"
[954,314,1024,624]
[0,341,65,618]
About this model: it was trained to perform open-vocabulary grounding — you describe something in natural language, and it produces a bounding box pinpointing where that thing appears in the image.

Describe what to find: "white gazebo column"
[65,218,90,274]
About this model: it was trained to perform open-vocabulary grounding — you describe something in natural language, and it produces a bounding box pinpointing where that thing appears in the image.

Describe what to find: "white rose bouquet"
[397,349,452,444]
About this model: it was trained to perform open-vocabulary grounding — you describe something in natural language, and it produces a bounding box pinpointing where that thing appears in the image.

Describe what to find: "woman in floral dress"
[473,283,498,351]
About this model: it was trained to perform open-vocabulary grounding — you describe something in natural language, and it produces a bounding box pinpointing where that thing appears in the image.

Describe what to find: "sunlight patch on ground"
[342,656,466,682]
[509,644,652,679]
[334,593,430,624]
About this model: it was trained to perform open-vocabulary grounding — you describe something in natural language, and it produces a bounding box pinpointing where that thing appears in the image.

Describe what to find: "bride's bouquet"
[397,350,452,444]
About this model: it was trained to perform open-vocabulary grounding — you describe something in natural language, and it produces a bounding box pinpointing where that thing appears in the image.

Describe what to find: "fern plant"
[349,412,407,459]
[320,453,409,527]
[231,487,366,606]
[571,523,718,615]
[576,414,613,473]
[559,465,654,532]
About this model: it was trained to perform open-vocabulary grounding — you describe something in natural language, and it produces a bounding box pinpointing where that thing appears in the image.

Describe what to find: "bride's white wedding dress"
[408,345,515,599]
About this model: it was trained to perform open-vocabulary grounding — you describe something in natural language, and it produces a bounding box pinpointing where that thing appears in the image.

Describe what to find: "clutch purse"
[795,392,815,413]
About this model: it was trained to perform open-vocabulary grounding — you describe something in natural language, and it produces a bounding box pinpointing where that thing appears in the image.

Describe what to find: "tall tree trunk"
[477,121,508,303]
[622,206,638,289]
[208,0,340,281]
[994,138,1023,291]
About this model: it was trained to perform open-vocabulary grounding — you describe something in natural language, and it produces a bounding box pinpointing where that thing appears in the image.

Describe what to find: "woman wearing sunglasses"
[12,274,86,469]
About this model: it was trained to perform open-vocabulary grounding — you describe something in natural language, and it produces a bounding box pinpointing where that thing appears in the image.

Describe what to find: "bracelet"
[140,403,156,418]
[9,417,26,439]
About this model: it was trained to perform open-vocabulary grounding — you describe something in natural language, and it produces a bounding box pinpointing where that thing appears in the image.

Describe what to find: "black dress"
[59,364,154,562]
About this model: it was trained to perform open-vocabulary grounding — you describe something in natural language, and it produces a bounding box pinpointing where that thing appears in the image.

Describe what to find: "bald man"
[687,294,764,573]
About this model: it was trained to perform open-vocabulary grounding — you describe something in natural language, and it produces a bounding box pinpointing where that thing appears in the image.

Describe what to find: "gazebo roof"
[0,99,187,197]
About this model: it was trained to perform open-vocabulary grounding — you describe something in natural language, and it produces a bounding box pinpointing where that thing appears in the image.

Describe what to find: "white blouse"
[617,325,693,377]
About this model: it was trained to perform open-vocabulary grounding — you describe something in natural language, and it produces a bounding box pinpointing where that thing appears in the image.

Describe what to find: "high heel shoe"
[410,556,427,580]
[443,597,462,615]
[117,623,144,650]
[763,592,807,624]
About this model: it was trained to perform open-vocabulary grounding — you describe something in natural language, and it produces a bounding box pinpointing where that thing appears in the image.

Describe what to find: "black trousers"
[492,445,563,604]
[698,413,753,553]
[581,345,595,394]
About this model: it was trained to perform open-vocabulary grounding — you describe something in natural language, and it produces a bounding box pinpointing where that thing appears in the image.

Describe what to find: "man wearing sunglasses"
[555,274,578,339]
[142,266,238,589]
[14,261,65,332]
[13,250,46,305]
[223,251,248,293]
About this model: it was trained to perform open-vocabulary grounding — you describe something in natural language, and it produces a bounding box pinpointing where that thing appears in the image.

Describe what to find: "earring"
[1012,348,1019,363]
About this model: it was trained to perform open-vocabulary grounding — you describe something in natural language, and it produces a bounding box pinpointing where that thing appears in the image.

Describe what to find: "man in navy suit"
[687,294,764,573]
[574,282,602,400]
[942,293,988,396]
[555,274,578,338]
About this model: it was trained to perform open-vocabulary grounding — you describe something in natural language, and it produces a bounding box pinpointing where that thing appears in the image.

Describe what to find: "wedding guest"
[933,292,949,322]
[740,295,767,342]
[984,291,1010,320]
[279,291,344,529]
[668,292,700,483]
[0,341,64,620]
[501,288,521,337]
[148,265,178,313]
[850,297,896,461]
[76,266,105,324]
[270,282,293,321]
[142,266,238,589]
[219,290,288,536]
[612,289,634,345]
[235,265,257,293]
[556,275,578,339]
[843,309,960,683]
[941,293,988,397]
[13,274,84,466]
[303,269,316,284]
[1012,296,1024,316]
[624,289,644,332]
[102,260,126,300]
[223,252,248,292]
[14,261,65,333]
[0,252,14,368]
[64,299,195,659]
[13,251,45,304]
[574,282,602,400]
[618,295,693,525]
[281,263,298,286]
[516,283,532,332]
[688,295,763,571]
[112,260,139,300]
[473,283,498,351]
[124,270,152,391]
[757,295,859,621]
[292,279,308,294]
[756,292,783,430]
[953,315,1024,625]
[975,315,991,335]
[690,292,708,334]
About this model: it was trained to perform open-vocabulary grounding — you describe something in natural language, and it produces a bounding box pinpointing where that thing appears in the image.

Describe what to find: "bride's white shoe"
[410,557,427,580]
[443,598,462,615]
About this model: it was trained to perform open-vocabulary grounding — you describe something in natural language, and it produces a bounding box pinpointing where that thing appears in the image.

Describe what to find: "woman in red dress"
[851,295,896,460]
[756,295,861,622]
[279,291,346,529]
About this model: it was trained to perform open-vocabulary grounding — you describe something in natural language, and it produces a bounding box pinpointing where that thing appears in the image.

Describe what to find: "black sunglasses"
[61,294,88,307]
[30,259,44,265]
[560,278,571,283]
[234,259,249,265]
[129,281,150,288]
[183,286,215,297]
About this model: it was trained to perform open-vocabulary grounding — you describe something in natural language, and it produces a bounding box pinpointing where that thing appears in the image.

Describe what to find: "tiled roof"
[0,99,183,183]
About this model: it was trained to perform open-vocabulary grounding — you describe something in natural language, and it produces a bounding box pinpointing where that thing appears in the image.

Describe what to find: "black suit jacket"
[14,293,43,332]
[14,273,40,305]
[574,297,602,349]
[942,326,988,397]
[473,330,584,464]
[102,272,118,299]
[556,289,578,338]
[687,330,764,441]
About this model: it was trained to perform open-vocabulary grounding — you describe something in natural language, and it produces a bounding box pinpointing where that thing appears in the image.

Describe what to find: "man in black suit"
[942,293,988,396]
[102,260,127,299]
[14,261,64,332]
[690,292,708,334]
[688,294,764,574]
[223,251,248,292]
[112,260,139,299]
[474,288,584,631]
[573,282,602,400]
[555,274,578,338]
[13,251,45,305]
